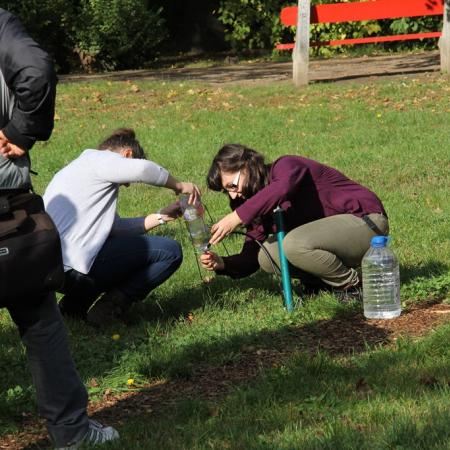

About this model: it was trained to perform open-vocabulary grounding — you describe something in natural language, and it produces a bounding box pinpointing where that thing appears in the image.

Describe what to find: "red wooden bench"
[277,0,444,50]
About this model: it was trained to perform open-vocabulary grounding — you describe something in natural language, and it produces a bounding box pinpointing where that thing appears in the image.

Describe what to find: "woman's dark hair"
[207,144,268,198]
[98,128,146,159]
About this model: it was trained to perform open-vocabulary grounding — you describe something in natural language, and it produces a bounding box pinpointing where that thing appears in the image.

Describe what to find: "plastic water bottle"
[362,236,401,319]
[179,195,210,254]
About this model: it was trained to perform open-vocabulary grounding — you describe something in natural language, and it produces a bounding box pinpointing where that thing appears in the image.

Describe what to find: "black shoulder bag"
[0,192,64,304]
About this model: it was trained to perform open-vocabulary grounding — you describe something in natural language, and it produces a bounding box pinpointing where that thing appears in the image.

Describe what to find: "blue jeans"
[60,235,183,317]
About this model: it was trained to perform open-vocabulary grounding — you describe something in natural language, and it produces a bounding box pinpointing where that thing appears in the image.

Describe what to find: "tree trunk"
[293,0,311,86]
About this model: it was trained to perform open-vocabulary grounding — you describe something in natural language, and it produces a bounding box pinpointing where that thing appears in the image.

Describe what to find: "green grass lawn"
[1,74,449,449]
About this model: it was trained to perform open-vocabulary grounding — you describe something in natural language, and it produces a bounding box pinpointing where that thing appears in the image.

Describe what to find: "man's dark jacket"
[0,8,57,189]
[0,8,56,151]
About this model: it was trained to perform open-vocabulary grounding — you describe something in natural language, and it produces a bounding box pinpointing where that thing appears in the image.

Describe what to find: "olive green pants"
[258,213,388,288]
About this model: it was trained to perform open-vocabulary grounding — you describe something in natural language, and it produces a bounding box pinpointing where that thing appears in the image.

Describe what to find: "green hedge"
[73,0,166,71]
[2,0,166,72]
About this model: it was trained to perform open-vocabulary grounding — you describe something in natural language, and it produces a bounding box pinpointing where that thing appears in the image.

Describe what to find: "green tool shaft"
[273,207,294,312]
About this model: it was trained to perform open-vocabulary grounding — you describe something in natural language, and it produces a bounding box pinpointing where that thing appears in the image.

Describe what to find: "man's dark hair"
[98,128,146,159]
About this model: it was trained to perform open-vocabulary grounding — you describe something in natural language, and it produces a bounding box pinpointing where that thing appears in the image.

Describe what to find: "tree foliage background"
[1,0,443,73]
[1,0,166,72]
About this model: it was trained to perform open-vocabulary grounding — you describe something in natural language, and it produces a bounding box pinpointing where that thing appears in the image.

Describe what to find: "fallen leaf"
[92,92,102,103]
[88,378,99,388]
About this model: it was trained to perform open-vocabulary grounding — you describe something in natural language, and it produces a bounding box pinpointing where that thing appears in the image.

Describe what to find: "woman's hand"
[209,211,242,245]
[200,251,224,271]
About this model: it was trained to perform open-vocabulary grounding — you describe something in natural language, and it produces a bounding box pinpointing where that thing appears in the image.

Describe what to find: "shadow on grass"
[98,320,449,450]
[21,306,450,450]
[6,267,449,449]
[15,302,398,450]
[400,261,449,284]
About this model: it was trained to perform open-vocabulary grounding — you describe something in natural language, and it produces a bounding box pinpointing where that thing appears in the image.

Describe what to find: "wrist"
[144,213,164,231]
[215,256,225,271]
[231,211,242,228]
[174,181,184,195]
[156,211,166,225]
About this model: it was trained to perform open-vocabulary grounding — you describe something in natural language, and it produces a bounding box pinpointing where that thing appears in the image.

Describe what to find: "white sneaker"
[55,419,119,449]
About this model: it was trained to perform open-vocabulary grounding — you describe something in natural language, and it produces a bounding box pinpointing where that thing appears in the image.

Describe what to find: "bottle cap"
[371,236,389,248]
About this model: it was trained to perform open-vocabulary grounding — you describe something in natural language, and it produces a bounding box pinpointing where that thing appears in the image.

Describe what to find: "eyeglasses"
[223,170,241,192]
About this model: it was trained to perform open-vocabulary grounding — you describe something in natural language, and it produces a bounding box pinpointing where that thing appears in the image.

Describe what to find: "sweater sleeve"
[93,153,169,186]
[216,239,261,279]
[0,11,56,150]
[236,156,308,225]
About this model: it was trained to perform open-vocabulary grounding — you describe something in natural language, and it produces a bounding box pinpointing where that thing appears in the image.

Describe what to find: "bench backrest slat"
[280,0,444,27]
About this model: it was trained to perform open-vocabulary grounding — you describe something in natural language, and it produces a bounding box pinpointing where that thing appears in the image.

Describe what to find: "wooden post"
[292,0,311,86]
[440,0,450,74]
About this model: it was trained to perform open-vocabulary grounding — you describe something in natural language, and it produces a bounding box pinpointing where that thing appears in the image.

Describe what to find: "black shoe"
[59,296,90,321]
[332,285,363,303]
[87,289,131,327]
[295,279,330,297]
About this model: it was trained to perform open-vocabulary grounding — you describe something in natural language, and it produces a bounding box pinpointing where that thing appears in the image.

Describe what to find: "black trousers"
[4,293,89,446]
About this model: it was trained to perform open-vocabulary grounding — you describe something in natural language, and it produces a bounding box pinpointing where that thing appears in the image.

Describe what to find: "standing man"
[0,8,119,449]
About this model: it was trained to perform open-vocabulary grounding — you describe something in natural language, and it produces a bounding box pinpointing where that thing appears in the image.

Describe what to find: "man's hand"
[177,181,201,205]
[144,201,182,231]
[0,130,9,154]
[209,211,242,245]
[164,174,202,205]
[200,251,225,271]
[159,201,182,221]
[0,131,27,159]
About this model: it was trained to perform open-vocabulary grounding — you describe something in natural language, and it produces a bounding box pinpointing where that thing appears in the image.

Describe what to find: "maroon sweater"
[218,155,386,278]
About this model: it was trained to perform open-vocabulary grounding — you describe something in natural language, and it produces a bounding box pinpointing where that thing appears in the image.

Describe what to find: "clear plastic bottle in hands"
[362,236,401,319]
[179,194,210,254]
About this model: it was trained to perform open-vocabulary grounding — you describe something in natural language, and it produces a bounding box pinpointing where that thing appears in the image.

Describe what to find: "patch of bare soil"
[59,51,441,86]
[2,301,449,450]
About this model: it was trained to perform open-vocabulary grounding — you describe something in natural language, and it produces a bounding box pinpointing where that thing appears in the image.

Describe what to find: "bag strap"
[362,215,386,236]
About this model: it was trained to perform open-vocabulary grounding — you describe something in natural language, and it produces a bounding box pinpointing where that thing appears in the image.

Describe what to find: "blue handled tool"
[273,207,294,312]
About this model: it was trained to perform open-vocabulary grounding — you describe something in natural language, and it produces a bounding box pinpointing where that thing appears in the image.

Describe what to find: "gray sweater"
[43,149,169,274]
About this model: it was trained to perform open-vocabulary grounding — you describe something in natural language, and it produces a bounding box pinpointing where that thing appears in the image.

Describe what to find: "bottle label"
[183,209,198,221]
